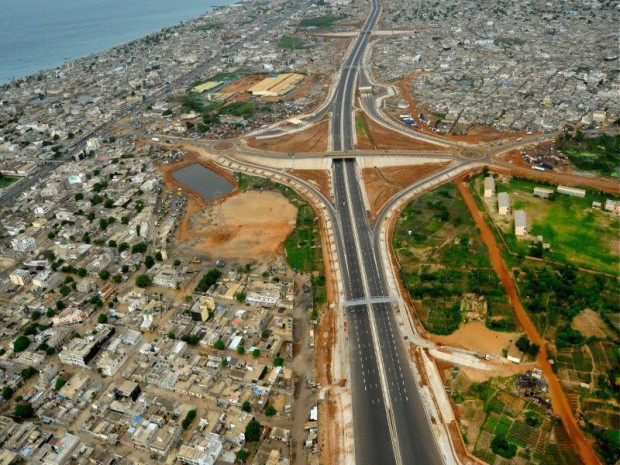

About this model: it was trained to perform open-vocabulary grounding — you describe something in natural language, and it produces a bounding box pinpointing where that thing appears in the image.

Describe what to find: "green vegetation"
[273,357,284,367]
[252,349,261,358]
[493,176,620,274]
[393,183,514,335]
[245,418,262,442]
[0,173,19,189]
[13,336,30,353]
[264,404,277,416]
[220,101,262,118]
[14,402,34,419]
[241,401,252,412]
[194,22,223,32]
[279,35,303,49]
[195,268,222,293]
[556,132,620,176]
[299,15,344,29]
[135,274,151,288]
[181,409,197,430]
[491,435,517,458]
[515,334,540,357]
[450,373,582,465]
[214,340,226,350]
[494,37,525,47]
[54,377,66,390]
[2,387,14,400]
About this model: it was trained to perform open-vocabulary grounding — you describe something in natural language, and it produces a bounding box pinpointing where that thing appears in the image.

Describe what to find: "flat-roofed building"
[498,192,510,215]
[484,176,495,197]
[557,185,586,198]
[533,187,554,198]
[515,210,528,237]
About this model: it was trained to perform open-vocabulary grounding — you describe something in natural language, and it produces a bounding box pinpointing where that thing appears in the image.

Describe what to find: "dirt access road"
[456,178,601,465]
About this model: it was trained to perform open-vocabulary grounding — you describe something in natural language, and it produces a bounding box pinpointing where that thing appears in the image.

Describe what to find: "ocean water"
[0,0,236,84]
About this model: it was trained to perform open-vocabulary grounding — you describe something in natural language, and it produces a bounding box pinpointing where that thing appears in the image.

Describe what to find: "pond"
[171,163,234,202]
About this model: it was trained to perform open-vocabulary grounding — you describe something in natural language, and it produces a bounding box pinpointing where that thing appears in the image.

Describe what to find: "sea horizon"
[0,0,238,85]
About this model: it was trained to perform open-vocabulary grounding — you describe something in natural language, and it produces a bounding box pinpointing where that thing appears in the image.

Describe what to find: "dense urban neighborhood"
[0,0,618,465]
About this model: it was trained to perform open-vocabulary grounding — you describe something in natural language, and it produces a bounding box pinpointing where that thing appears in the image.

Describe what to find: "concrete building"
[604,199,620,214]
[10,236,36,252]
[52,308,87,326]
[533,187,554,199]
[245,280,281,307]
[514,210,528,237]
[483,176,495,197]
[497,192,510,215]
[557,185,586,198]
[58,324,115,367]
[153,265,179,289]
[9,269,32,286]
[177,434,223,465]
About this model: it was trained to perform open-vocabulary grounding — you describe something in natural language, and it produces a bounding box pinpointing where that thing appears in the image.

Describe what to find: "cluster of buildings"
[0,0,362,178]
[375,0,619,133]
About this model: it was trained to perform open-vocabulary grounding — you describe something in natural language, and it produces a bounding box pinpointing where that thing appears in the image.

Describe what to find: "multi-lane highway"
[331,0,381,151]
[327,0,444,463]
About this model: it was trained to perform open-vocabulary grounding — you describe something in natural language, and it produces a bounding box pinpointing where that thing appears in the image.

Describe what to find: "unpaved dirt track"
[457,178,601,465]
[246,119,329,153]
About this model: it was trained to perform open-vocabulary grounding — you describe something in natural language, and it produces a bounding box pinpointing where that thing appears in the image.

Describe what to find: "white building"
[604,199,620,214]
[177,434,223,465]
[498,192,510,215]
[514,210,528,237]
[11,236,36,252]
[557,185,586,198]
[484,176,495,197]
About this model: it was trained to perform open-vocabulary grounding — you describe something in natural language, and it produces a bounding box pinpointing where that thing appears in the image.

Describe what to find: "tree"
[77,268,87,277]
[14,402,34,419]
[244,418,262,442]
[144,255,155,269]
[515,335,531,353]
[155,251,163,261]
[104,198,114,208]
[264,405,277,416]
[131,242,147,254]
[490,435,516,459]
[30,310,41,320]
[194,268,222,293]
[99,218,108,230]
[252,349,261,358]
[121,216,129,225]
[118,242,129,253]
[112,274,122,283]
[54,377,66,390]
[241,401,252,412]
[99,269,110,280]
[214,340,226,350]
[98,313,108,324]
[173,259,181,267]
[2,387,14,400]
[236,450,250,463]
[108,239,117,248]
[181,409,197,430]
[20,366,37,379]
[235,292,247,303]
[13,336,30,353]
[237,346,245,355]
[273,357,284,367]
[74,193,84,201]
[59,285,71,297]
[135,275,151,288]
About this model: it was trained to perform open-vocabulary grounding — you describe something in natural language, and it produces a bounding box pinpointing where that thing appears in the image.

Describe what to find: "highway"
[328,0,444,463]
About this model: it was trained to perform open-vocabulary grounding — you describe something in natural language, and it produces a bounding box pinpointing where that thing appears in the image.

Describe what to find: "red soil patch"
[246,119,329,153]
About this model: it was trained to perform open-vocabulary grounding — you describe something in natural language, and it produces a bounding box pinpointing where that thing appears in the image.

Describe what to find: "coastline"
[0,0,241,86]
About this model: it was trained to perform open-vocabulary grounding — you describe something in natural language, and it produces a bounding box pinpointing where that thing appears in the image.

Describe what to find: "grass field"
[298,15,344,29]
[279,35,303,50]
[393,183,515,334]
[0,175,19,189]
[493,177,619,275]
